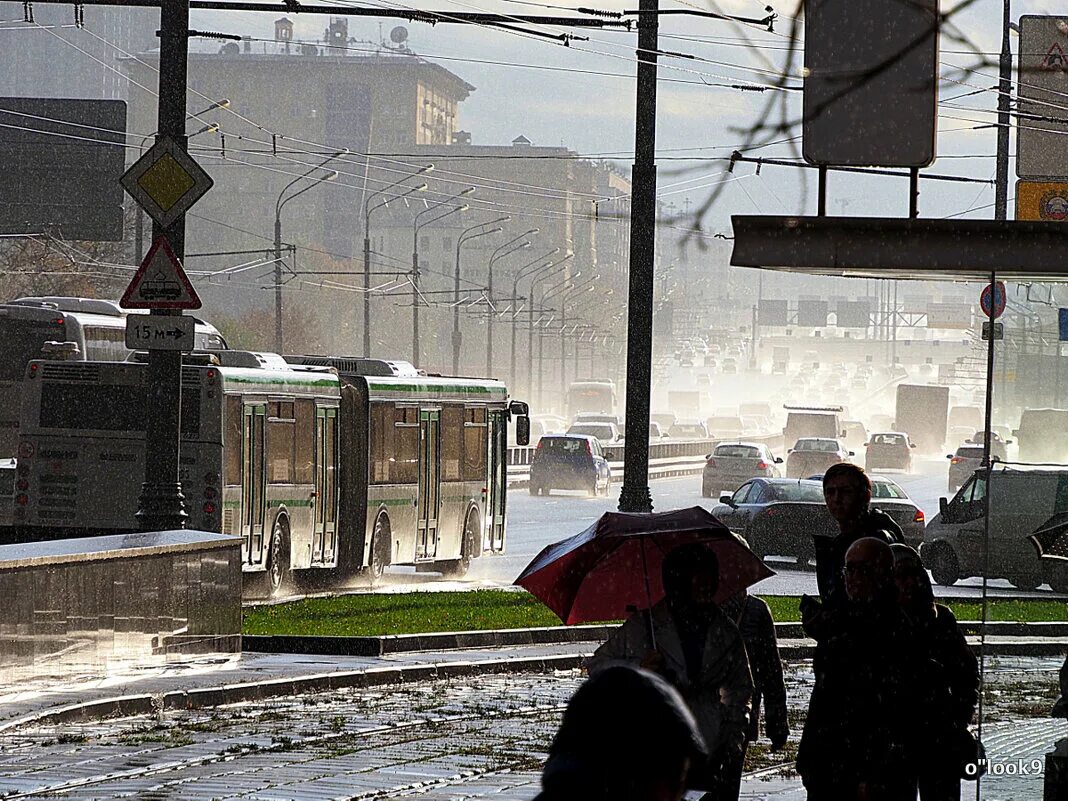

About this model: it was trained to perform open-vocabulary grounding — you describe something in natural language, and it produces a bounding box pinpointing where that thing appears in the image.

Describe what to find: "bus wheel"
[370,515,391,581]
[928,545,960,587]
[267,517,290,596]
[442,510,478,579]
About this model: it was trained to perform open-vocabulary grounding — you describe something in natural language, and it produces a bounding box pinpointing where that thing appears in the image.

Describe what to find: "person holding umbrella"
[586,543,754,801]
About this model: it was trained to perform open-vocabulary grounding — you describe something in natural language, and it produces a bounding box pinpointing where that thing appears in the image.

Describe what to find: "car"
[566,421,622,445]
[705,415,744,440]
[668,419,709,440]
[864,432,915,472]
[841,420,869,453]
[946,444,985,492]
[947,425,975,448]
[867,475,925,549]
[702,442,782,497]
[573,412,621,427]
[648,421,667,440]
[785,438,853,478]
[712,478,834,564]
[721,358,738,375]
[650,411,677,431]
[529,434,611,497]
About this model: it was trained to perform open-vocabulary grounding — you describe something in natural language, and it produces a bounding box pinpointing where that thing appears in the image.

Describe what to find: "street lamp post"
[363,163,433,356]
[486,229,537,377]
[527,254,574,401]
[453,218,508,374]
[412,187,475,368]
[537,272,583,412]
[510,249,560,390]
[274,150,348,353]
[557,277,598,390]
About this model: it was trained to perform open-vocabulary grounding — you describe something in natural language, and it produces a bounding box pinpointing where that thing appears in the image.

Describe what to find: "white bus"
[0,297,226,459]
[566,380,617,421]
[10,352,528,596]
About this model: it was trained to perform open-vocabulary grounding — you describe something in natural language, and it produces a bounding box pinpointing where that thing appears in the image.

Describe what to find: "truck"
[894,384,949,453]
[1014,408,1068,463]
[667,389,702,419]
[922,467,1068,592]
[783,405,843,450]
[771,347,790,374]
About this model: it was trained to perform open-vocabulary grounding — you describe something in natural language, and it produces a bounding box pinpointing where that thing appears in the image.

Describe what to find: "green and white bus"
[10,352,528,595]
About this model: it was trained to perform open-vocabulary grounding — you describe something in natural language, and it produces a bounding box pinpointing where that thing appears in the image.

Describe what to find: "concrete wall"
[0,530,241,686]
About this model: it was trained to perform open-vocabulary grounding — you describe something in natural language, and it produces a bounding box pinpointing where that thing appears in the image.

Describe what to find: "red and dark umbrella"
[1029,512,1068,561]
[514,506,774,626]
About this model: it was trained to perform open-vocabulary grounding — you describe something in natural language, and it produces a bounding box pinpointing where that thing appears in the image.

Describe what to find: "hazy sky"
[167,0,1068,238]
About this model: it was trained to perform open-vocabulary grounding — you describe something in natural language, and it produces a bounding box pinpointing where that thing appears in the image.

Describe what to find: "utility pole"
[618,0,658,513]
[136,0,190,530]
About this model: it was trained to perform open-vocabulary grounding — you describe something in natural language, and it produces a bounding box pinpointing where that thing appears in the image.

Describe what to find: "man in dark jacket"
[798,537,923,801]
[813,463,904,608]
[721,590,789,751]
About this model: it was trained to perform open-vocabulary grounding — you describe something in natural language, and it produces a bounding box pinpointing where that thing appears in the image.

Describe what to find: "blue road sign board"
[980,281,1006,319]
[1060,308,1068,341]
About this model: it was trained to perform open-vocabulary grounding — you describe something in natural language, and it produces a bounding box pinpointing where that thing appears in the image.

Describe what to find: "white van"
[922,468,1068,592]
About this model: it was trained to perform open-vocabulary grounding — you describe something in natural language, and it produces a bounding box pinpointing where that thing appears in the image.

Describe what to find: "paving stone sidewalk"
[0,654,1063,800]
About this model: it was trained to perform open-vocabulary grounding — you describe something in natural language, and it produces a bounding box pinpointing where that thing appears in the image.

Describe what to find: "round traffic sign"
[980,281,1006,319]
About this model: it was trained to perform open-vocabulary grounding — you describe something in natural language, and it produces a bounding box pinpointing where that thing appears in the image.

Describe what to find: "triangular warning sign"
[1042,42,1067,70]
[120,236,202,310]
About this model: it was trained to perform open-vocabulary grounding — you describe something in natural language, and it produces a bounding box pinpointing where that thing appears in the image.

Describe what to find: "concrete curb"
[243,621,1068,656]
[0,652,589,734]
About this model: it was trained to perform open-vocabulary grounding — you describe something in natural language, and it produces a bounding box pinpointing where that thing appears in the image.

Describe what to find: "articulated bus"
[10,352,528,596]
[0,297,226,459]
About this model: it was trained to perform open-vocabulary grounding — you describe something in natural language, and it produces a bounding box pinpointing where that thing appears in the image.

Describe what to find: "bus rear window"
[39,383,200,434]
[0,318,68,380]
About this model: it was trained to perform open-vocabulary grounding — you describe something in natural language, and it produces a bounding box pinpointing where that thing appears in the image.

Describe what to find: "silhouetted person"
[721,590,789,757]
[1055,652,1068,718]
[813,463,904,608]
[535,665,707,801]
[588,544,753,801]
[798,537,922,801]
[892,544,979,801]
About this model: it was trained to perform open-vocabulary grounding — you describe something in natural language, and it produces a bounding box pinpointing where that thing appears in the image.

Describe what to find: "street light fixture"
[485,228,538,377]
[273,148,349,352]
[411,187,476,367]
[363,163,433,356]
[453,217,508,374]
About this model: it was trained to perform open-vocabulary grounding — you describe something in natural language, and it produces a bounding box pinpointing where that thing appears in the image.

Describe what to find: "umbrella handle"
[640,538,657,651]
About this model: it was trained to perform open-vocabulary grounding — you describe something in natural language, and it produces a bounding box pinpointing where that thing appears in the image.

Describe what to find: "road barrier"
[508,433,786,487]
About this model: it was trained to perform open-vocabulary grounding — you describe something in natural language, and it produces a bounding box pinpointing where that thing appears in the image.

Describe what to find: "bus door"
[312,406,338,565]
[242,404,267,565]
[487,409,507,552]
[416,409,441,560]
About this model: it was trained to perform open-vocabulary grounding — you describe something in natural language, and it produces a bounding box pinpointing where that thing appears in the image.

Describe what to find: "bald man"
[797,538,923,801]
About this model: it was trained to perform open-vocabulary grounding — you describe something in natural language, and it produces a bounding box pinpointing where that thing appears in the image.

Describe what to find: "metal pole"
[453,240,463,375]
[412,242,419,368]
[618,0,658,513]
[135,208,144,264]
[363,225,371,356]
[487,261,494,377]
[136,0,189,530]
[274,213,283,353]
[511,286,519,389]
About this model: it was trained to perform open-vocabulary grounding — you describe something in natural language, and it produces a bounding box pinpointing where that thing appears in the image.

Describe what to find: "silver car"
[702,442,782,497]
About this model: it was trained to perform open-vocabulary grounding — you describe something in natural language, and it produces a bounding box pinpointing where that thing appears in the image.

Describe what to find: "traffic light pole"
[617,0,658,513]
[136,0,190,531]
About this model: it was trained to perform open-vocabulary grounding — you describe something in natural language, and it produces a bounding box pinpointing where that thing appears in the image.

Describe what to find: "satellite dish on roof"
[390,26,408,44]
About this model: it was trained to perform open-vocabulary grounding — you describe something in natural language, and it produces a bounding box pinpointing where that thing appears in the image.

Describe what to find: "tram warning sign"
[121,236,201,309]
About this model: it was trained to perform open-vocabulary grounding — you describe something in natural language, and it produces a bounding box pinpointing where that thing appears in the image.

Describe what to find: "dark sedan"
[711,478,835,566]
[529,434,611,497]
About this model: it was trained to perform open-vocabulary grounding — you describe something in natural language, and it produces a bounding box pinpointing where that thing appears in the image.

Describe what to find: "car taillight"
[586,441,592,455]
[756,461,768,470]
[950,457,962,465]
[913,509,925,523]
[203,501,217,514]
[706,457,717,467]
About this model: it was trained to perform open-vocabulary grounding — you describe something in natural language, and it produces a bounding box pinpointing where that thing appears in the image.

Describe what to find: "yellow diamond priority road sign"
[120,136,213,229]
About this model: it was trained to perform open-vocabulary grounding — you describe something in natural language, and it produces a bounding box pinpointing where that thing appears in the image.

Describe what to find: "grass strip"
[243,590,1068,637]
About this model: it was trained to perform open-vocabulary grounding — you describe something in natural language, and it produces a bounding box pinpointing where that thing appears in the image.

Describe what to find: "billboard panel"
[927,302,973,329]
[835,300,871,328]
[0,98,126,240]
[797,299,829,327]
[803,0,938,167]
[758,299,788,326]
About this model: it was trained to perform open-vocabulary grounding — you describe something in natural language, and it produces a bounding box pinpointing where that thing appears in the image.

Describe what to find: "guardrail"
[507,433,787,487]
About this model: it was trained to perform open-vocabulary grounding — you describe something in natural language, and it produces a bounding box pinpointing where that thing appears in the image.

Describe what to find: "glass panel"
[224,396,241,484]
[294,400,314,484]
[267,420,294,484]
[441,406,462,481]
[462,408,486,481]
